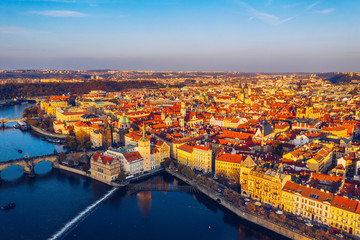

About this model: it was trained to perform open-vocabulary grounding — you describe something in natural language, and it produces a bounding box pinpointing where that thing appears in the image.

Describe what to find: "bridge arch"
[0,164,26,181]
[33,160,55,174]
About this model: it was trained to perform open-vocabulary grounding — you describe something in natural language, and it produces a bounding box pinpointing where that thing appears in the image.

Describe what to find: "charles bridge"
[0,118,25,128]
[0,151,98,181]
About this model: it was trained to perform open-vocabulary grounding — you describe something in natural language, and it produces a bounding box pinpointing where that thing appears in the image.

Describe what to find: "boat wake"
[48,187,117,240]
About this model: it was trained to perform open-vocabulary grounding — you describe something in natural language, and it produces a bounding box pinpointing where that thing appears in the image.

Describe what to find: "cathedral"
[238,82,251,104]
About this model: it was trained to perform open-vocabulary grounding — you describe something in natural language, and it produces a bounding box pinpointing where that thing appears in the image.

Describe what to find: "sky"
[0,0,359,72]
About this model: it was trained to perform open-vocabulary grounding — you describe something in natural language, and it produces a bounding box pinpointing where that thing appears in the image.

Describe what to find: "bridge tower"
[0,117,4,129]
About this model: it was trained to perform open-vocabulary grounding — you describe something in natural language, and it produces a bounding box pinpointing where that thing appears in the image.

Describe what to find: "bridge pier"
[23,160,35,177]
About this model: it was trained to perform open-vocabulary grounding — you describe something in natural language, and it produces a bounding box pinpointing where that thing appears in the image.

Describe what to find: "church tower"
[179,117,184,127]
[238,83,245,104]
[161,107,166,121]
[180,102,186,117]
[138,124,151,171]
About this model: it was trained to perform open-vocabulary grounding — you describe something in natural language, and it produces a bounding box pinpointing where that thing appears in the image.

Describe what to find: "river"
[0,105,286,240]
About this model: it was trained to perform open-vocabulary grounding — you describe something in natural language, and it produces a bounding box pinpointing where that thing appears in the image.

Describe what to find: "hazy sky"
[0,0,359,72]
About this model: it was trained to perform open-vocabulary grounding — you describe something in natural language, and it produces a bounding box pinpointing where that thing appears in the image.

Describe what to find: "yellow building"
[152,140,170,168]
[293,185,333,225]
[239,157,257,196]
[215,153,250,179]
[356,206,360,238]
[281,181,300,214]
[248,168,291,208]
[223,117,241,129]
[193,145,212,173]
[41,101,69,116]
[307,146,334,173]
[90,153,121,184]
[296,106,323,119]
[56,108,90,124]
[322,126,348,139]
[283,150,305,162]
[330,195,358,235]
[176,144,194,168]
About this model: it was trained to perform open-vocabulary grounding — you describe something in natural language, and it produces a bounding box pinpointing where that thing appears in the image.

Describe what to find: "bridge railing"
[0,150,97,165]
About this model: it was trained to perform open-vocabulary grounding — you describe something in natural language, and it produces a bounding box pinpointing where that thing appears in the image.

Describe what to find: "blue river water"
[0,104,285,240]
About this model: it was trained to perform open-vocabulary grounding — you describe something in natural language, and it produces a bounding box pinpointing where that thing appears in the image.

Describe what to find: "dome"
[119,115,130,124]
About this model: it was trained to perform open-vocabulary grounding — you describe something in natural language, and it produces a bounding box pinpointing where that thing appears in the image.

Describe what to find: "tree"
[245,202,256,212]
[169,161,175,169]
[162,157,172,167]
[74,129,92,151]
[271,140,283,156]
[63,136,77,151]
[59,151,67,163]
[117,171,126,181]
[68,159,75,167]
[215,172,228,185]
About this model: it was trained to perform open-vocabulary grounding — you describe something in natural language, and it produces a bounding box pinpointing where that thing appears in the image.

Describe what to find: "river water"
[0,104,285,240]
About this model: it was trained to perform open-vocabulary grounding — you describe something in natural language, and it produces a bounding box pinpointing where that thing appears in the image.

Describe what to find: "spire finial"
[142,123,146,139]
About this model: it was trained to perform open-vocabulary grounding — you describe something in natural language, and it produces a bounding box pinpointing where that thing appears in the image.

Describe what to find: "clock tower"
[138,124,151,171]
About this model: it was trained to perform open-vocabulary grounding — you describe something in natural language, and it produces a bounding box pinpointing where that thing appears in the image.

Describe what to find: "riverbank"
[30,125,67,139]
[165,168,312,240]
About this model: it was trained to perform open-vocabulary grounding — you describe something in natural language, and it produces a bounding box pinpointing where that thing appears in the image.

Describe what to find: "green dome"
[119,115,130,124]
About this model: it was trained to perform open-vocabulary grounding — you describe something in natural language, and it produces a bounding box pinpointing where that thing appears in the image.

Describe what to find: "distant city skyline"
[0,0,359,72]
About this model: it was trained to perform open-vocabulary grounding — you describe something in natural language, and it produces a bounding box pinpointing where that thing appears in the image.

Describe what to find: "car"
[305,222,313,227]
[275,210,283,215]
[335,234,343,238]
[331,229,340,234]
[254,202,261,206]
[244,198,250,202]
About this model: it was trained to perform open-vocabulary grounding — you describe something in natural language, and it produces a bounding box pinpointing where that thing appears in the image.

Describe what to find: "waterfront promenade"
[0,151,166,188]
[30,125,67,139]
[165,168,313,240]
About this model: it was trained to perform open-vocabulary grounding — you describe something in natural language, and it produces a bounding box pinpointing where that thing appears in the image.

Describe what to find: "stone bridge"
[0,118,25,128]
[0,154,59,177]
[0,151,99,180]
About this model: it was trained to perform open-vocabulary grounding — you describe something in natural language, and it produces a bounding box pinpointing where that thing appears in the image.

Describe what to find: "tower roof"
[119,114,130,124]
[139,123,150,142]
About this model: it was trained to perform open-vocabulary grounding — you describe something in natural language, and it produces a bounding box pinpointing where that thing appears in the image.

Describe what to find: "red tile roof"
[216,153,245,164]
[331,195,358,213]
[123,151,143,162]
[93,153,114,165]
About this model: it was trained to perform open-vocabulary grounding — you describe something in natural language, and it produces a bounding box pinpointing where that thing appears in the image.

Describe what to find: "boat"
[17,149,23,153]
[1,202,16,210]
[21,101,29,105]
[46,138,61,144]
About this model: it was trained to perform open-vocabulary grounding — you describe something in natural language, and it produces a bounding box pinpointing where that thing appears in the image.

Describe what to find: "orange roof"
[178,144,194,153]
[216,153,245,164]
[123,151,142,162]
[332,195,358,213]
[194,145,210,151]
[93,153,114,165]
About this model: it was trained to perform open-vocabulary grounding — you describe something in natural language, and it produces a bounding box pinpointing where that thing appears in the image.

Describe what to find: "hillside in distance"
[317,72,360,85]
[0,80,163,99]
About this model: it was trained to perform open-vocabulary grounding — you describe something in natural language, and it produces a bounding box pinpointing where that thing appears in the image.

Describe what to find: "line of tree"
[23,106,54,131]
[63,130,92,151]
[0,80,164,99]
[177,164,218,191]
